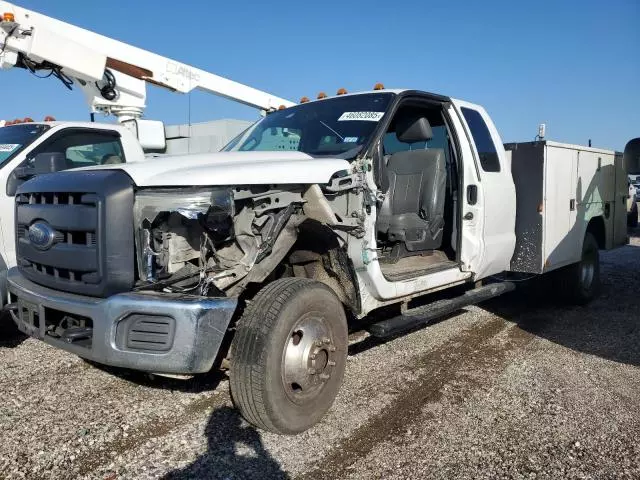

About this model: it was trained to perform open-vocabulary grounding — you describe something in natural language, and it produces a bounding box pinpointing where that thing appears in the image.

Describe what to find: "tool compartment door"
[543,145,580,270]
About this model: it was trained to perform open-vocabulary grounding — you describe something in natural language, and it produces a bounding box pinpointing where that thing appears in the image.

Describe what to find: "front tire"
[230,278,348,434]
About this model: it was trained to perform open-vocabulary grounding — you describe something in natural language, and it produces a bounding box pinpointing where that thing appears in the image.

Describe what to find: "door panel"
[544,146,579,268]
[452,100,516,279]
[445,104,483,272]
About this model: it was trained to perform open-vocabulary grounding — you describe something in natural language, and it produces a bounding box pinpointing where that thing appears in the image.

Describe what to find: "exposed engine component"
[152,213,202,274]
[134,188,234,282]
[133,185,306,296]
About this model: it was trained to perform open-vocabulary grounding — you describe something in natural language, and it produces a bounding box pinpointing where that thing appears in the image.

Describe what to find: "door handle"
[464,212,474,220]
[467,185,478,205]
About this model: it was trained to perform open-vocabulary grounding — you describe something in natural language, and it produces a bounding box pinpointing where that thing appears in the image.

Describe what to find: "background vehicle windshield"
[224,93,394,158]
[0,124,50,168]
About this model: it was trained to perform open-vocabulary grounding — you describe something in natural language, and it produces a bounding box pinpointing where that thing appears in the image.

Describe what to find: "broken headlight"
[133,188,234,282]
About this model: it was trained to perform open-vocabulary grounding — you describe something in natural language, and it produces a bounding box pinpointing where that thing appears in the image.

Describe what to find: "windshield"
[0,124,50,168]
[224,92,394,158]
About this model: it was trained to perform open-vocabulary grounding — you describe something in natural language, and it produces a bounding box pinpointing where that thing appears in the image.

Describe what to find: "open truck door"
[448,100,516,279]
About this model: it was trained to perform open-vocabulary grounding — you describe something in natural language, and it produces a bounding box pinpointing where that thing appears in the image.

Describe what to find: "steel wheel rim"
[281,312,338,405]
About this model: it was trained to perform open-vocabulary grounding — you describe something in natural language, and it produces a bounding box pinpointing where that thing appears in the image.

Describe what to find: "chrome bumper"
[7,268,238,374]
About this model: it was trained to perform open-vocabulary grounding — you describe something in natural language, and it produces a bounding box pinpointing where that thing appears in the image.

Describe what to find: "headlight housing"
[133,188,234,281]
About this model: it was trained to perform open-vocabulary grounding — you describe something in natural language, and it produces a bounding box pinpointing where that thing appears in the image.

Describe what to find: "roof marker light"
[373,83,385,90]
[336,88,348,95]
[317,92,327,99]
[44,116,56,121]
[299,96,310,103]
[2,13,15,22]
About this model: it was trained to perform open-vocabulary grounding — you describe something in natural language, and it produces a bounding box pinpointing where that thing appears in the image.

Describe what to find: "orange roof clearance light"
[23,117,33,123]
[336,88,348,95]
[44,116,56,122]
[278,105,287,110]
[2,12,15,22]
[317,92,327,99]
[12,119,22,124]
[299,96,310,103]
[373,83,385,90]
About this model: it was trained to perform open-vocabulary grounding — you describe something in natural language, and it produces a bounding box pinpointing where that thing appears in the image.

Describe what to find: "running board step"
[368,282,515,338]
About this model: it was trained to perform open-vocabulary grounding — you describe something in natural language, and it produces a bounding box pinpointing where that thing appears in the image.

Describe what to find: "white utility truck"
[0,1,292,306]
[6,87,627,434]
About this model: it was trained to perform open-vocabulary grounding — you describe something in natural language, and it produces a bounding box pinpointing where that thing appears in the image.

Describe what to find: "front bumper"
[7,268,238,374]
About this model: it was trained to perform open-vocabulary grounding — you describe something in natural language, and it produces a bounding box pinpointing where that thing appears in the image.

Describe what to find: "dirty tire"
[556,231,600,305]
[230,278,348,434]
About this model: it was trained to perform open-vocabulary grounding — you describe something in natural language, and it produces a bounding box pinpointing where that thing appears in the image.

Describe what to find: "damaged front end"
[133,186,305,297]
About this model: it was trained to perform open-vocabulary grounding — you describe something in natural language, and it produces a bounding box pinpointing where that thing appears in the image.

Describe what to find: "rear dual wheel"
[556,231,600,305]
[230,278,348,434]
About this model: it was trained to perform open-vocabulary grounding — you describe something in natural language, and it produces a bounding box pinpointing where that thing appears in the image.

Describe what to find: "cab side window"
[35,131,125,167]
[8,130,126,196]
[38,132,125,168]
[461,107,500,172]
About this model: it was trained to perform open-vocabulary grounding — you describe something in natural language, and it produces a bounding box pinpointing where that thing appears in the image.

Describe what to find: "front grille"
[16,170,135,297]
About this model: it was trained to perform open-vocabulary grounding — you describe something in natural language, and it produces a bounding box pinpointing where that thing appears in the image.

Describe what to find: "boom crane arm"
[0,1,294,122]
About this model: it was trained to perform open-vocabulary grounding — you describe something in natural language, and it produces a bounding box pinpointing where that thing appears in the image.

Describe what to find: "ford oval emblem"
[28,222,56,250]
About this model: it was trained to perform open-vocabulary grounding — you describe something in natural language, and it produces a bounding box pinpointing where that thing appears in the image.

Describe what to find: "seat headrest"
[101,154,123,165]
[396,116,433,143]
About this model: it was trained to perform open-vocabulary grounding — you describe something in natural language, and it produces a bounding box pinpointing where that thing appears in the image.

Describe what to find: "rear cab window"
[461,107,500,172]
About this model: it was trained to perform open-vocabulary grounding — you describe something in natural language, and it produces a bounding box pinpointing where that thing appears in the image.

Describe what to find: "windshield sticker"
[338,111,384,122]
[0,144,20,152]
[343,137,358,143]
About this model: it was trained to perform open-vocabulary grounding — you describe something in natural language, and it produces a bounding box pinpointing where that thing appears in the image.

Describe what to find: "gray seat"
[377,116,446,252]
[101,154,123,165]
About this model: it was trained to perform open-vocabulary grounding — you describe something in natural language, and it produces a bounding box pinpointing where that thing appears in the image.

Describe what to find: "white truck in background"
[0,120,153,306]
[6,87,627,434]
[0,1,292,306]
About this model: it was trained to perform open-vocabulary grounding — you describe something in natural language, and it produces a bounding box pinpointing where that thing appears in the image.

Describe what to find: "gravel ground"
[1,233,639,479]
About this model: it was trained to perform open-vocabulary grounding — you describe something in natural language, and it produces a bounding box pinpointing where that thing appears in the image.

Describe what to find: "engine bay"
[133,186,307,297]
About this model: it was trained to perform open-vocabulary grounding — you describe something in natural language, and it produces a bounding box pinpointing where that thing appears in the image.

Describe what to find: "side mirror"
[122,119,166,152]
[34,152,68,174]
[14,164,36,180]
[7,152,67,197]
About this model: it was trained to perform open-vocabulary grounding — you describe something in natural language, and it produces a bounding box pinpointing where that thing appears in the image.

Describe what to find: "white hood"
[82,151,351,187]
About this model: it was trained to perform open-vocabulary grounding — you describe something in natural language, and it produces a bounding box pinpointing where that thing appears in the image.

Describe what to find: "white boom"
[0,1,294,122]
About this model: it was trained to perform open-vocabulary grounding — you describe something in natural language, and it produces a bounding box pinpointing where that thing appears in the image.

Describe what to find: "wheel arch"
[586,216,606,249]
[286,220,362,316]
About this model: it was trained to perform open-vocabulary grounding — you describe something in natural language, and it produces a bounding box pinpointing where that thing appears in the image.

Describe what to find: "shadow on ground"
[0,312,27,348]
[483,241,640,368]
[162,406,289,480]
[84,360,227,393]
[349,232,640,368]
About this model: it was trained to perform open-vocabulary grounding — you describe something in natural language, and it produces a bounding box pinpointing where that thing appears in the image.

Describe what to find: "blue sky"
[2,0,638,150]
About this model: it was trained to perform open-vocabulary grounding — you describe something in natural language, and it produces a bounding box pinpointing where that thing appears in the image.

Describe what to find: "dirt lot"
[1,234,639,480]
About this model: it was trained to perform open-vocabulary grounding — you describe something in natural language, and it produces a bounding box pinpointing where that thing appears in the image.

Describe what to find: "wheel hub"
[282,314,338,403]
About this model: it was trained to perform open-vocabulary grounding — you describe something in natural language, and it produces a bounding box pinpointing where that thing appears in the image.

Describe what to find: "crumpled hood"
[80,151,351,187]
